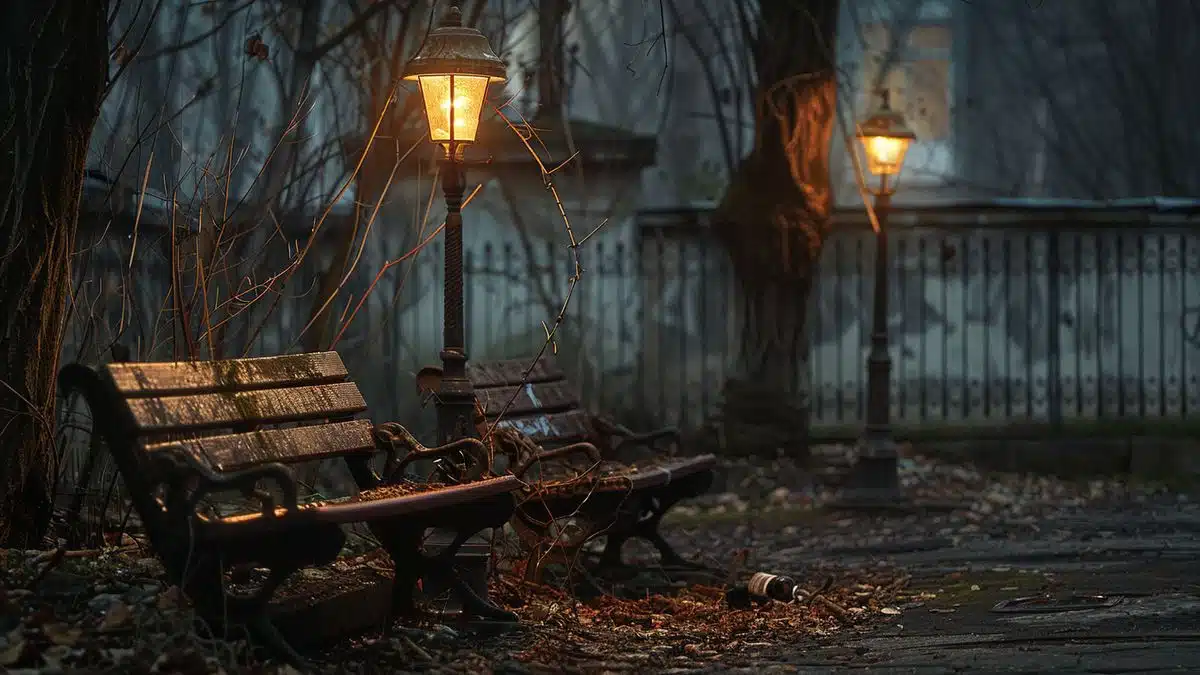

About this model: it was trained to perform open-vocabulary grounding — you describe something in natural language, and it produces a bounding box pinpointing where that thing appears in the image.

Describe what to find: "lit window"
[857,16,954,184]
[861,23,951,142]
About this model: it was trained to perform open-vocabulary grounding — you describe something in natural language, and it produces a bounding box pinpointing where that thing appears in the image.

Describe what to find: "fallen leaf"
[0,634,25,666]
[41,644,71,668]
[879,607,901,615]
[156,586,184,610]
[98,601,134,633]
[42,622,82,646]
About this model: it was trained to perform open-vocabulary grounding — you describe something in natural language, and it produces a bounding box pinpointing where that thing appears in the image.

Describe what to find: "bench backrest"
[469,356,593,447]
[100,351,377,473]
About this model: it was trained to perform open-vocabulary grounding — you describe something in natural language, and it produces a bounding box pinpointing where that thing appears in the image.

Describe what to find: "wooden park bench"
[56,351,521,666]
[416,356,717,580]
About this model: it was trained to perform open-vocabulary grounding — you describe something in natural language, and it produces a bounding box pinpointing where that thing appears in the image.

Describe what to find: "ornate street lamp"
[839,89,916,508]
[404,3,507,446]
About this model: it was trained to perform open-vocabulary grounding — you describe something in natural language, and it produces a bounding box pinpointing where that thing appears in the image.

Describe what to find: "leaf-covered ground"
[1,448,1188,674]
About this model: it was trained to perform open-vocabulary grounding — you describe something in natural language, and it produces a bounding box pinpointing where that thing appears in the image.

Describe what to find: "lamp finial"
[441,4,463,28]
[877,88,891,111]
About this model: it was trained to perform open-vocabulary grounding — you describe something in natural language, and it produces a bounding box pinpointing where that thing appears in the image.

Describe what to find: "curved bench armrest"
[511,441,602,485]
[150,447,301,519]
[593,416,681,454]
[373,422,489,483]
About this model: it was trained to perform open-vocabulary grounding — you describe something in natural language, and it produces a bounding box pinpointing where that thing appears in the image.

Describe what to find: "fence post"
[1046,229,1063,430]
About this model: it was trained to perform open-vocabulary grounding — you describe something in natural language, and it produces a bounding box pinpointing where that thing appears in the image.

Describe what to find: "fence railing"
[63,200,1200,437]
[636,202,1200,432]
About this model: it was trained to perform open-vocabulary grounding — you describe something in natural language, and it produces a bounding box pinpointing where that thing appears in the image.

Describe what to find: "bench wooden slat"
[475,381,579,417]
[106,352,349,397]
[467,357,562,388]
[143,419,377,472]
[126,382,368,434]
[493,409,592,444]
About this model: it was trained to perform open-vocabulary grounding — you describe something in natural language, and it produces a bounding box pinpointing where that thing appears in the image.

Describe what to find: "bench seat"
[416,355,716,580]
[211,475,520,527]
[57,350,520,668]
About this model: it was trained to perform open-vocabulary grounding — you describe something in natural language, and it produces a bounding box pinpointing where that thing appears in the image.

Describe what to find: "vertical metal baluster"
[722,237,734,416]
[1182,233,1190,420]
[1096,234,1107,416]
[834,237,845,423]
[657,232,668,424]
[1073,233,1084,418]
[616,241,630,411]
[813,238,824,424]
[897,235,907,421]
[1159,231,1168,417]
[485,243,496,358]
[1025,233,1035,419]
[918,235,928,422]
[1047,230,1062,430]
[1116,234,1126,417]
[699,236,711,419]
[632,234,647,417]
[1138,233,1146,418]
[679,236,690,429]
[857,236,867,422]
[525,243,535,361]
[596,240,608,412]
[981,237,991,418]
[942,234,952,421]
[1004,238,1013,419]
[962,232,971,421]
[566,240,582,402]
[502,243,515,356]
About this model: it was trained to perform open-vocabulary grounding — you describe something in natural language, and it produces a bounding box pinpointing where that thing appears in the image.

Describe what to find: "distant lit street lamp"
[404,3,507,445]
[839,89,916,508]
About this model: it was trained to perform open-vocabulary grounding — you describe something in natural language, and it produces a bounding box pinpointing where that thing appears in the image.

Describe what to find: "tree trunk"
[712,1,839,454]
[0,1,109,547]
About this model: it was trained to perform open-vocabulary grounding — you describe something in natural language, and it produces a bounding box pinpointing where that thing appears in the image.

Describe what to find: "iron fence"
[636,203,1200,431]
[62,202,1200,436]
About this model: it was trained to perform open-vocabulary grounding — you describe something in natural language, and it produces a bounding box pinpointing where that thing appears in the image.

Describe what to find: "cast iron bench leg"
[376,526,423,633]
[248,613,312,671]
[422,529,519,622]
[238,567,314,670]
[186,560,310,671]
[442,570,518,621]
[385,561,420,634]
[598,492,705,571]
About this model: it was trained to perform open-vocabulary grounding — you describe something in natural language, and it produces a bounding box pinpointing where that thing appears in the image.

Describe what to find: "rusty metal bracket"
[991,594,1124,613]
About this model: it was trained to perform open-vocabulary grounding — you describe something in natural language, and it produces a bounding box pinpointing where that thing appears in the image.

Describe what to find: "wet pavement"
[670,499,1200,673]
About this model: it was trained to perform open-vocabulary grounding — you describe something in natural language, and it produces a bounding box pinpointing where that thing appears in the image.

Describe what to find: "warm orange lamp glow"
[416,75,490,143]
[857,89,917,178]
[403,5,507,147]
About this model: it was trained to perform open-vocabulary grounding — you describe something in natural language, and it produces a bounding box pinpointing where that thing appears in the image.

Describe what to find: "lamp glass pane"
[861,135,911,176]
[417,75,490,143]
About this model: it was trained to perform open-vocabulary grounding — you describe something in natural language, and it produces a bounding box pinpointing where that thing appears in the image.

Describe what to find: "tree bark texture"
[714,1,839,397]
[0,1,109,546]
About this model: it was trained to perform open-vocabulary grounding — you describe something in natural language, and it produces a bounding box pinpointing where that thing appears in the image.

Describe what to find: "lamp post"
[403,4,507,446]
[840,89,916,508]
